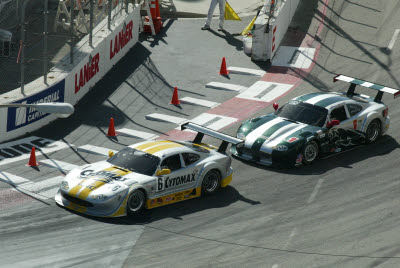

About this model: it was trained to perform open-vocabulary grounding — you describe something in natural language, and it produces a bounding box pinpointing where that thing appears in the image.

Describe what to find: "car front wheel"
[127,189,146,217]
[303,141,319,165]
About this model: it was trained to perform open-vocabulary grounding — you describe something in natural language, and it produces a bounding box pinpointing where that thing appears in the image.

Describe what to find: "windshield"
[107,147,160,176]
[275,100,328,127]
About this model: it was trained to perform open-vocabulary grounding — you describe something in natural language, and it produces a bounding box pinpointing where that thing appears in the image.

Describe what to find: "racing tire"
[201,170,221,195]
[365,119,381,144]
[126,189,146,217]
[302,140,319,165]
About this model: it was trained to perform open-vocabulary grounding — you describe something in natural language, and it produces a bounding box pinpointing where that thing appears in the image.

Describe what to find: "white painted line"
[227,66,266,76]
[237,81,293,102]
[145,113,187,124]
[283,227,298,249]
[272,264,279,268]
[180,97,220,108]
[117,128,159,140]
[0,171,31,186]
[177,113,237,132]
[40,159,79,172]
[272,46,316,69]
[307,178,324,204]
[388,29,400,51]
[17,176,63,197]
[0,136,72,167]
[77,145,111,156]
[13,187,49,200]
[205,82,247,92]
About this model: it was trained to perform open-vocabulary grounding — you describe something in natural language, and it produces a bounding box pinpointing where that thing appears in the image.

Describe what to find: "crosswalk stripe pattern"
[205,82,247,92]
[227,66,266,76]
[40,159,80,172]
[237,81,293,102]
[0,171,31,186]
[117,128,159,140]
[180,97,220,108]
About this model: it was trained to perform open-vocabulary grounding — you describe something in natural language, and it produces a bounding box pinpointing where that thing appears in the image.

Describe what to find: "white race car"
[55,123,243,217]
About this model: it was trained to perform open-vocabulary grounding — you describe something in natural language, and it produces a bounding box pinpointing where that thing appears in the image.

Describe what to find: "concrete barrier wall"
[252,0,300,61]
[0,4,140,143]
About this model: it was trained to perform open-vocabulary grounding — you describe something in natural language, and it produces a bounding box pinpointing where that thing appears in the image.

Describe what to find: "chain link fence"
[0,0,135,96]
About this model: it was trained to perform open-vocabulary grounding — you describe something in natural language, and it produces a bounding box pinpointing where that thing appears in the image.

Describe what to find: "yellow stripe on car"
[77,180,107,199]
[143,143,183,154]
[69,184,83,196]
[133,140,175,151]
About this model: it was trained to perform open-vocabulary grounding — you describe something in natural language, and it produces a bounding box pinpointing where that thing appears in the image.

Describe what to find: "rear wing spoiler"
[333,74,400,102]
[181,122,243,153]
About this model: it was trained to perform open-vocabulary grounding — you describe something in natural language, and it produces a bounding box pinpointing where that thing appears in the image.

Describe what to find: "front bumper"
[55,189,129,217]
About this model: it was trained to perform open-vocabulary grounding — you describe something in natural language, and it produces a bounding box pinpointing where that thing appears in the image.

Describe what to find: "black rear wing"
[181,122,243,153]
[333,74,400,102]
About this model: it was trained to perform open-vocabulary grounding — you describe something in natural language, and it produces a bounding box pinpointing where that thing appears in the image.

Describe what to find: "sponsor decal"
[74,53,100,94]
[165,196,172,202]
[157,198,163,204]
[0,136,70,166]
[79,169,128,182]
[287,137,298,143]
[151,199,156,205]
[109,20,134,60]
[7,80,65,132]
[157,170,198,192]
[295,154,303,164]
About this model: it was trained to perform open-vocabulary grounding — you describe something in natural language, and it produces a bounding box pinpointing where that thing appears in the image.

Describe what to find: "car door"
[156,154,197,196]
[346,103,364,132]
[328,105,353,147]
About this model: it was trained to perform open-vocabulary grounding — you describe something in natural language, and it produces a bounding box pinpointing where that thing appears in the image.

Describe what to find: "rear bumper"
[221,168,233,187]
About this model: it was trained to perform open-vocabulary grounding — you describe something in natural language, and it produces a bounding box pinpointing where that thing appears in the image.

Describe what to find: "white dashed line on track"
[117,128,159,140]
[40,159,80,172]
[145,113,187,124]
[308,178,325,204]
[283,227,298,249]
[205,82,247,92]
[388,29,400,51]
[227,66,266,76]
[77,145,112,156]
[0,171,31,186]
[237,81,293,102]
[180,97,220,108]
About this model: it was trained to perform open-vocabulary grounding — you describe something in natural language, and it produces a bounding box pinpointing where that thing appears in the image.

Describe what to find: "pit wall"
[252,0,300,61]
[0,4,140,143]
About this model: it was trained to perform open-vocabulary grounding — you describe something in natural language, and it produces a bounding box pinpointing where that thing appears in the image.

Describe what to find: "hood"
[63,161,154,199]
[242,116,321,154]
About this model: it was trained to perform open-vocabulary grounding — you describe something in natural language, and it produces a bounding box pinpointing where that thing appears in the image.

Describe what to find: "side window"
[330,106,348,121]
[160,154,181,171]
[182,153,200,166]
[347,104,362,117]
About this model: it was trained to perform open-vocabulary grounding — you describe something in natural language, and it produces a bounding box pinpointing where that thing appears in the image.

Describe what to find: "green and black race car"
[231,75,400,167]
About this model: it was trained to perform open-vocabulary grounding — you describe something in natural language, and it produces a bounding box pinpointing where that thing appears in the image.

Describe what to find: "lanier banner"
[6,80,65,132]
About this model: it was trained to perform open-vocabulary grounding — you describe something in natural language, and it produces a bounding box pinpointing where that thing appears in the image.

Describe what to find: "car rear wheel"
[201,170,221,195]
[303,141,319,165]
[127,189,146,217]
[365,119,381,143]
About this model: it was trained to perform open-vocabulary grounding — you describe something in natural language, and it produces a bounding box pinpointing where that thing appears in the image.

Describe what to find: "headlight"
[273,145,288,151]
[61,181,69,191]
[237,132,246,140]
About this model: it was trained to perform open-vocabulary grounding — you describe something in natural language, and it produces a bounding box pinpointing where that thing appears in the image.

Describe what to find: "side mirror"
[273,103,279,111]
[156,169,171,176]
[108,150,114,157]
[326,119,340,128]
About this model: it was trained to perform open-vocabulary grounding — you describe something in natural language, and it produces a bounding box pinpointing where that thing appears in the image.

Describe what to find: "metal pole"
[108,0,112,30]
[89,0,93,47]
[43,0,48,84]
[20,0,29,94]
[70,0,74,64]
[125,0,128,13]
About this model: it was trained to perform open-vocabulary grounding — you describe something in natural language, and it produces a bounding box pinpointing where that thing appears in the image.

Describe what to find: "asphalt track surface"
[1,1,400,267]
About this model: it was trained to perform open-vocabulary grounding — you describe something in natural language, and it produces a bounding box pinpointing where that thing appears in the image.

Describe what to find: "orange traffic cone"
[107,117,117,136]
[27,147,39,167]
[219,57,229,75]
[170,87,181,105]
[155,0,161,18]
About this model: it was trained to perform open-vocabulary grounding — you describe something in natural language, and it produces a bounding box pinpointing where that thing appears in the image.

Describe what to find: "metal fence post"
[125,0,128,13]
[108,0,112,30]
[70,0,74,64]
[43,0,48,84]
[89,0,94,47]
